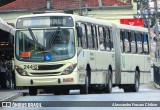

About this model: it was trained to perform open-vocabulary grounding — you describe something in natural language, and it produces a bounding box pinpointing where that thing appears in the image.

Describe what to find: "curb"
[0,93,23,107]
[2,93,23,101]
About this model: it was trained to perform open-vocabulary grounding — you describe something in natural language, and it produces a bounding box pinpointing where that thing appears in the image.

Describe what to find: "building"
[0,0,138,25]
[0,18,15,89]
[0,18,14,60]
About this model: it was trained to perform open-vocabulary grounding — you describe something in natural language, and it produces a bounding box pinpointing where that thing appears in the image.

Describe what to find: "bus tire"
[131,70,140,92]
[105,69,112,93]
[80,77,89,94]
[29,87,37,96]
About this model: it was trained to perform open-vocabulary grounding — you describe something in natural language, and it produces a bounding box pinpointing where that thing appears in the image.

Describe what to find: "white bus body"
[114,24,151,92]
[14,13,150,95]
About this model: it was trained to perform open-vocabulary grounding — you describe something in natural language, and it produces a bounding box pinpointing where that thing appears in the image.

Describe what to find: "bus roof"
[116,24,148,33]
[73,14,114,27]
[16,13,115,28]
[17,13,74,19]
[17,13,148,33]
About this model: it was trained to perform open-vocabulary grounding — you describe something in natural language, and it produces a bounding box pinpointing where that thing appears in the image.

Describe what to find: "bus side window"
[124,31,130,53]
[120,30,124,52]
[99,27,105,51]
[76,23,82,47]
[87,24,94,49]
[110,28,114,51]
[143,33,149,54]
[136,33,143,54]
[93,26,98,50]
[131,32,136,54]
[105,28,111,51]
[81,24,87,49]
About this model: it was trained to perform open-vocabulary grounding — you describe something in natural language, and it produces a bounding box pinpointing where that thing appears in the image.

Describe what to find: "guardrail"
[153,65,160,85]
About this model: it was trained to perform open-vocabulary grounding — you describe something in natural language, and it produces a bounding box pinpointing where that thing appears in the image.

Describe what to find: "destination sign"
[16,16,74,28]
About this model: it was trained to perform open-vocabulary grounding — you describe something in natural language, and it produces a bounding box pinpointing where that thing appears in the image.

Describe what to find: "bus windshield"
[15,28,75,62]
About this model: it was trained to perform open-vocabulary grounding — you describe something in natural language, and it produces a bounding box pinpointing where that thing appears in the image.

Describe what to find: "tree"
[0,0,16,7]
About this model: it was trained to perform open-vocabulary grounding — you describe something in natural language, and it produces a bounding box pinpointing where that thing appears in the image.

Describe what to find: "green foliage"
[0,0,15,7]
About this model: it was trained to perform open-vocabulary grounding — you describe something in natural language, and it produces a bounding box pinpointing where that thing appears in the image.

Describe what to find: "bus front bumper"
[15,72,78,86]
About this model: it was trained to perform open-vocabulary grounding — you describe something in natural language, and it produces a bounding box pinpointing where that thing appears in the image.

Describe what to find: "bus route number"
[24,65,38,70]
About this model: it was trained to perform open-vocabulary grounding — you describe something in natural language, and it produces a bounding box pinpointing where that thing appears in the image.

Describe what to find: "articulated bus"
[14,13,151,95]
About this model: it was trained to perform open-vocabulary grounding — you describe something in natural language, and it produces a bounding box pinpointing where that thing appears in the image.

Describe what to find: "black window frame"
[124,31,131,53]
[98,26,106,51]
[135,33,143,54]
[142,33,149,54]
[120,30,125,53]
[130,31,137,54]
[81,23,88,49]
[86,24,94,49]
[105,27,113,51]
[93,25,98,50]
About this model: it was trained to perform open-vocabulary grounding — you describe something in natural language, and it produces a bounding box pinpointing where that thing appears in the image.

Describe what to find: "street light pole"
[78,0,82,16]
[147,0,151,41]
[154,0,160,60]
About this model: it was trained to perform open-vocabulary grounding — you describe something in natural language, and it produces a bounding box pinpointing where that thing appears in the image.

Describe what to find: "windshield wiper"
[28,28,45,51]
[28,28,38,45]
[36,50,58,55]
[50,27,61,44]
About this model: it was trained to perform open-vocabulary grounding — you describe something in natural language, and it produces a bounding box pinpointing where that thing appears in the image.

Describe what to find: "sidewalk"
[0,89,28,101]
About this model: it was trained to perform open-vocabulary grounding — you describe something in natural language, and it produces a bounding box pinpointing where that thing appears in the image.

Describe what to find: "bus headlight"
[15,66,29,76]
[61,63,77,75]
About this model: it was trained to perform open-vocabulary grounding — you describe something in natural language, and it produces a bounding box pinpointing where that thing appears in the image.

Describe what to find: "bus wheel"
[131,70,140,92]
[29,87,37,96]
[105,70,112,93]
[80,77,89,94]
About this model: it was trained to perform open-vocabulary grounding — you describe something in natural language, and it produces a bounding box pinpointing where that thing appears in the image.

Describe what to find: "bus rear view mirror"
[77,26,83,38]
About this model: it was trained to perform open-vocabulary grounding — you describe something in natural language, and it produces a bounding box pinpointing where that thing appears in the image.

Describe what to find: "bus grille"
[37,64,64,70]
[30,72,60,75]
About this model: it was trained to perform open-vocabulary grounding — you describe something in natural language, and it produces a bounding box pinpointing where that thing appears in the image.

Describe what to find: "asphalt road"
[1,83,160,110]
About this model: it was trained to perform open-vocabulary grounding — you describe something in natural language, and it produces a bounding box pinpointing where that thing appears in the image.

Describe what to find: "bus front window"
[15,28,75,62]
